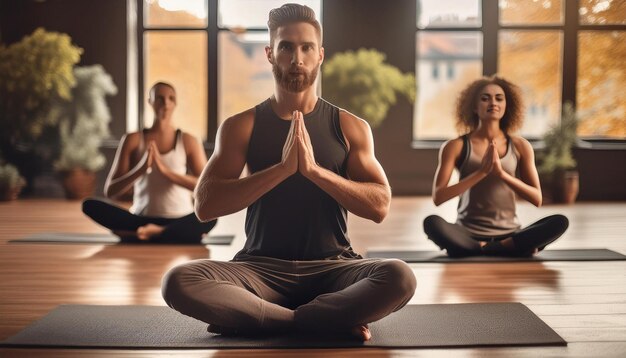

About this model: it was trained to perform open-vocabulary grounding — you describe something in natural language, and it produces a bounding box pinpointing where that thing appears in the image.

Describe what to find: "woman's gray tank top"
[456,135,521,237]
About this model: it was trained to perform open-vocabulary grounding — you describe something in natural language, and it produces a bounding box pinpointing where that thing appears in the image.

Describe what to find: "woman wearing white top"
[83,82,216,243]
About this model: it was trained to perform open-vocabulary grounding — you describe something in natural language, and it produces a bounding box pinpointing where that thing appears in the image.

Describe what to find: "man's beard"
[272,63,319,93]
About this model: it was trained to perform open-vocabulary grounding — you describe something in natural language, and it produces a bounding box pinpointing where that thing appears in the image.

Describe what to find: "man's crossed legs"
[162,255,416,341]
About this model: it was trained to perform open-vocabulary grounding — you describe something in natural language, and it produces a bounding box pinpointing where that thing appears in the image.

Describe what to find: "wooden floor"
[1,197,625,357]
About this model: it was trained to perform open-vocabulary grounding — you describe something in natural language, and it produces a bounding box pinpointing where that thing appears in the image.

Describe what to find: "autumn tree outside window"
[415,0,625,141]
[137,1,624,142]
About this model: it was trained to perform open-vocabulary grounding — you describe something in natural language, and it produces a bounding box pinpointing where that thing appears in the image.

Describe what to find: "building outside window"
[142,0,208,139]
[415,0,625,141]
[137,1,624,142]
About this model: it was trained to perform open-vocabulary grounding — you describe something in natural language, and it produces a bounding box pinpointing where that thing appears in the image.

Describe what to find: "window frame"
[137,0,214,142]
[135,0,322,146]
[413,0,626,146]
[133,1,624,146]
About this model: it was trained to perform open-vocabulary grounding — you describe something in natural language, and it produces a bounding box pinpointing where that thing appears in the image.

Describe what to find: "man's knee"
[161,263,197,307]
[161,260,224,307]
[378,259,417,298]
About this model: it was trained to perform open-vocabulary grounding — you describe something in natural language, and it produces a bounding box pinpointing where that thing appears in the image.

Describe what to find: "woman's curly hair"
[455,75,524,135]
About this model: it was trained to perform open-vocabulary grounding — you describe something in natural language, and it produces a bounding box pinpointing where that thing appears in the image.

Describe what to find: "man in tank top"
[162,4,416,341]
[82,82,217,243]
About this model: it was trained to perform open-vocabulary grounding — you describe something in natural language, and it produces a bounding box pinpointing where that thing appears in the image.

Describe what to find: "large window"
[142,0,208,139]
[414,0,626,140]
[577,0,626,139]
[415,0,482,139]
[139,0,321,141]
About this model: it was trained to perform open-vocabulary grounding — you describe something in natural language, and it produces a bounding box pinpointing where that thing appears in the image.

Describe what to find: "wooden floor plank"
[1,198,625,357]
[2,342,626,358]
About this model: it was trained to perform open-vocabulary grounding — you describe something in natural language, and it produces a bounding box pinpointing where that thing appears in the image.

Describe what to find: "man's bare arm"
[194,110,298,222]
[297,110,391,223]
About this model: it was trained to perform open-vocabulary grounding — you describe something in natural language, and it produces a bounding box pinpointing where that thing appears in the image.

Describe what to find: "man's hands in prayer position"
[281,110,318,178]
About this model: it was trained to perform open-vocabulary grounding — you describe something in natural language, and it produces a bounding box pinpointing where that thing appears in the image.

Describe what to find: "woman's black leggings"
[423,214,569,257]
[82,198,217,244]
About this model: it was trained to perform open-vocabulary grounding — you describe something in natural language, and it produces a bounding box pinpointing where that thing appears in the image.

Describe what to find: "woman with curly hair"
[423,75,568,257]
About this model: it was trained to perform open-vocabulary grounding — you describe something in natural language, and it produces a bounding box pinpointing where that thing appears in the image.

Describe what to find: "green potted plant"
[322,48,415,128]
[538,101,579,204]
[0,28,83,192]
[0,163,26,202]
[48,65,118,200]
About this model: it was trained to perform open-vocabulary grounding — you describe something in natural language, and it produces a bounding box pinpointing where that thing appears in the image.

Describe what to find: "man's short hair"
[267,3,322,46]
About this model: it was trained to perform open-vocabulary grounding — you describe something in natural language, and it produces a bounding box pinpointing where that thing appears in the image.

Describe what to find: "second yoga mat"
[366,249,626,262]
[10,232,234,245]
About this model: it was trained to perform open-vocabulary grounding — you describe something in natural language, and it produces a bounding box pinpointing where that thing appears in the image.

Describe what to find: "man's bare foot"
[137,224,164,241]
[351,325,371,341]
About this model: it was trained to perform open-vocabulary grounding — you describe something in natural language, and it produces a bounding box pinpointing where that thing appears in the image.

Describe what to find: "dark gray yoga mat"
[366,249,626,262]
[9,232,234,245]
[1,303,565,349]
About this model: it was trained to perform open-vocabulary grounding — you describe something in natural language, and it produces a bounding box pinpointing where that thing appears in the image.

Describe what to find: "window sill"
[411,140,446,149]
[574,139,626,150]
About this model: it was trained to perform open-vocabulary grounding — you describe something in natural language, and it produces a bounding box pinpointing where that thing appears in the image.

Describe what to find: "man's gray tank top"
[235,98,360,261]
[456,135,521,237]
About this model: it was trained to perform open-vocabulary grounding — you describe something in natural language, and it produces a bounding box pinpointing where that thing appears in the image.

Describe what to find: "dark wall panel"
[0,0,127,138]
[322,0,438,195]
[574,148,626,201]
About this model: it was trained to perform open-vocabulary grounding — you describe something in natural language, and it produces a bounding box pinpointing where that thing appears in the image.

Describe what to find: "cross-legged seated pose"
[424,75,568,257]
[82,82,216,244]
[161,4,416,341]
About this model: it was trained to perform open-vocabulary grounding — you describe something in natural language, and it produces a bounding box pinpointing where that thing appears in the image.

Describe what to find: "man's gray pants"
[162,254,417,333]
